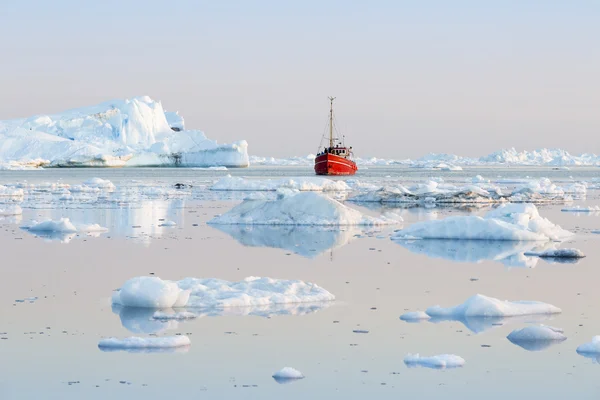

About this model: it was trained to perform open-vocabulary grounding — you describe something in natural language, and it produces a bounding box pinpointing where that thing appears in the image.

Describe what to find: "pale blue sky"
[1,1,598,158]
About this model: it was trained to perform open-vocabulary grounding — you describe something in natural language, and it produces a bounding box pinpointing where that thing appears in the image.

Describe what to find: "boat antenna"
[328,96,335,148]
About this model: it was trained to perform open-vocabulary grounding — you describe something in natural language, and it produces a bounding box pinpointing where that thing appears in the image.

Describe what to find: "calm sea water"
[1,166,600,399]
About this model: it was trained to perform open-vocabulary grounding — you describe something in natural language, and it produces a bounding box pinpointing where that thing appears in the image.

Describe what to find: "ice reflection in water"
[210,224,360,258]
[507,336,566,352]
[113,302,333,334]
[426,314,555,334]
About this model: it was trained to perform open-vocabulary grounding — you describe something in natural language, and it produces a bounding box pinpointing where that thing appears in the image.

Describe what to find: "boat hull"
[314,154,358,175]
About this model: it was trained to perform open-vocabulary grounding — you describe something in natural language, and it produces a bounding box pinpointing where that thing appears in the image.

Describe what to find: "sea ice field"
[2,165,600,399]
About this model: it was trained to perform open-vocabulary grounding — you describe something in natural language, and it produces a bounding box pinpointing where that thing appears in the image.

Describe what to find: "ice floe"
[425,294,561,318]
[577,337,600,361]
[208,191,402,226]
[98,336,191,352]
[0,96,248,168]
[404,354,465,369]
[524,248,585,258]
[507,325,566,351]
[22,218,108,234]
[211,175,350,192]
[111,276,335,309]
[391,203,572,241]
[400,311,431,321]
[272,367,305,383]
[561,206,600,213]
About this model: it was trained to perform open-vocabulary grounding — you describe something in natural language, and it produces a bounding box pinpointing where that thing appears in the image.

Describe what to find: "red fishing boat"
[314,97,358,176]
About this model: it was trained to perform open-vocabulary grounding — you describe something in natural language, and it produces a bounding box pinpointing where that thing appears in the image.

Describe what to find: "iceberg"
[391,203,572,241]
[272,367,305,383]
[22,218,108,234]
[0,96,249,168]
[425,294,561,318]
[98,336,191,352]
[111,276,335,309]
[507,325,566,351]
[404,354,465,369]
[208,191,402,226]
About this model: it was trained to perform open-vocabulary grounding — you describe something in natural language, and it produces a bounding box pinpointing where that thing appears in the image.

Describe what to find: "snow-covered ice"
[211,175,350,192]
[507,325,566,351]
[425,294,561,318]
[524,248,585,258]
[97,335,191,350]
[404,354,465,369]
[0,96,249,168]
[111,276,335,309]
[400,311,431,321]
[208,191,402,226]
[392,203,572,241]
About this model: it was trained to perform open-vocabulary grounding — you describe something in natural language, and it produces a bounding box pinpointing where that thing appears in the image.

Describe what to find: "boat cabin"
[318,146,353,158]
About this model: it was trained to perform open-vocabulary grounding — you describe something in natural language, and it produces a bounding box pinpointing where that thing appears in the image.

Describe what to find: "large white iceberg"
[208,191,402,226]
[111,276,335,309]
[0,96,249,168]
[392,203,572,241]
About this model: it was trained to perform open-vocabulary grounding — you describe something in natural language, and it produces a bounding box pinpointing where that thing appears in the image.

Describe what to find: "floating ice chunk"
[0,185,24,197]
[0,205,22,216]
[561,206,600,212]
[392,203,572,241]
[112,276,335,309]
[507,325,566,351]
[112,277,191,308]
[400,311,430,321]
[404,354,465,369]
[77,223,109,232]
[159,220,177,227]
[211,175,350,192]
[25,218,78,233]
[425,294,561,318]
[69,185,101,193]
[471,175,489,183]
[82,178,116,191]
[577,336,600,356]
[524,248,585,258]
[208,192,402,226]
[98,335,191,350]
[272,367,305,382]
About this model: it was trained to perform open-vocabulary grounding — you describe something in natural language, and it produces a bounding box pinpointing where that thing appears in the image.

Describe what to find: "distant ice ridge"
[211,175,350,192]
[0,96,249,168]
[208,191,402,226]
[349,178,584,205]
[561,206,600,213]
[425,294,561,318]
[98,336,191,350]
[392,203,572,241]
[404,354,465,369]
[111,276,335,309]
[250,148,600,167]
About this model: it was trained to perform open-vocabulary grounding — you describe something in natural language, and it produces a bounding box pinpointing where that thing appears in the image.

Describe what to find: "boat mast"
[328,96,335,149]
